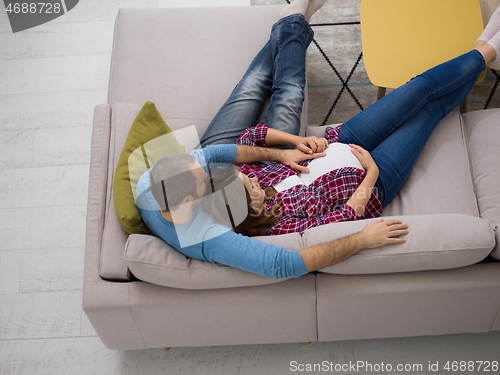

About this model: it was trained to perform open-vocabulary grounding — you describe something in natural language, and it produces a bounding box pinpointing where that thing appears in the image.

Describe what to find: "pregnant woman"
[230,7,500,236]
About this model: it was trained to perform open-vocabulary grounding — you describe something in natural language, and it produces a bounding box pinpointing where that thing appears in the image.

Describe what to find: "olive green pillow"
[113,102,184,234]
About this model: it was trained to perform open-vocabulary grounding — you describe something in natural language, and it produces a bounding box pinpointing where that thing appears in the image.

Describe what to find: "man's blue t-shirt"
[135,144,308,279]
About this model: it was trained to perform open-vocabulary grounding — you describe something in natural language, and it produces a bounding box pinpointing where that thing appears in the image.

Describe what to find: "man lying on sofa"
[134,4,408,279]
[135,139,409,279]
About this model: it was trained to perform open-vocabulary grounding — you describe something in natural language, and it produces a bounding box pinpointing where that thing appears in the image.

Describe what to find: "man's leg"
[281,0,326,23]
[260,14,314,136]
[199,42,274,147]
[200,13,315,147]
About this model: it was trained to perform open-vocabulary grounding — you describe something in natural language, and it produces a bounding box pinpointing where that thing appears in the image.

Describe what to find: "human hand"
[359,219,409,249]
[296,136,329,154]
[280,148,326,173]
[349,144,378,172]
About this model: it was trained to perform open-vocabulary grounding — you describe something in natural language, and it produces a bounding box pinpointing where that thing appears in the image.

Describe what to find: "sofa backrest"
[108,5,307,140]
[381,111,479,218]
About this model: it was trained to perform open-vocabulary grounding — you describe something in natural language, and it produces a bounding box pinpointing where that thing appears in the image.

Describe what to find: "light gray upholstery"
[463,108,500,259]
[316,263,500,342]
[83,6,500,350]
[107,6,307,138]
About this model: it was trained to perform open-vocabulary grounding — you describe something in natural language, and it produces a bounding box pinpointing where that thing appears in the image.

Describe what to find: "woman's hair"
[209,168,281,236]
[150,155,281,235]
[233,185,281,237]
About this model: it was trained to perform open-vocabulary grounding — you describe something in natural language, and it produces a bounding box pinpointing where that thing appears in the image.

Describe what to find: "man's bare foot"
[305,0,326,22]
[280,0,310,19]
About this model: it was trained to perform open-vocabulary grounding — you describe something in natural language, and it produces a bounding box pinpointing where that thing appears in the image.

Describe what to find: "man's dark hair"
[149,153,199,211]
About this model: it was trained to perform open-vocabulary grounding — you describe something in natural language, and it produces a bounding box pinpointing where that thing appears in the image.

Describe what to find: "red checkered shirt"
[236,124,383,235]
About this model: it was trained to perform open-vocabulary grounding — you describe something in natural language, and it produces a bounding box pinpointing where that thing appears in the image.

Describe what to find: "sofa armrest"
[463,108,500,259]
[85,104,112,282]
[83,104,145,350]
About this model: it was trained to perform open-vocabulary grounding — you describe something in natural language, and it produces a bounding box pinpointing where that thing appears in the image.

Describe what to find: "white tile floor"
[0,1,499,374]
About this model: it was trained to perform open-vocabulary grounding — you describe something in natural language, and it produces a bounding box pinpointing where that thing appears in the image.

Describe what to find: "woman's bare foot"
[476,43,497,65]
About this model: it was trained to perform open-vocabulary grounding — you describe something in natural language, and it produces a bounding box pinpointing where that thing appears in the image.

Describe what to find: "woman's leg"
[477,6,500,62]
[200,13,314,147]
[372,85,476,206]
[352,46,496,206]
[338,50,486,150]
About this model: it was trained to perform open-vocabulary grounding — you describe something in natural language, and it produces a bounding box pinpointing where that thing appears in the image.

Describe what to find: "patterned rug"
[252,0,500,126]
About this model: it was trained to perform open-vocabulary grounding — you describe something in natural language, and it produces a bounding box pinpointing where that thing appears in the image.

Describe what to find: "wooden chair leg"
[377,86,387,100]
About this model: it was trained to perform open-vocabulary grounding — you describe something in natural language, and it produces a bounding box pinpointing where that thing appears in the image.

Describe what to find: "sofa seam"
[314,272,319,342]
[346,245,495,259]
[99,105,112,276]
[489,300,500,332]
[93,104,112,281]
[104,104,116,226]
[107,10,120,104]
[460,113,481,218]
[127,283,148,349]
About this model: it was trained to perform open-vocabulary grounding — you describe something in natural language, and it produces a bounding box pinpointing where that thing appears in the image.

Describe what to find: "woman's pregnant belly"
[274,143,364,192]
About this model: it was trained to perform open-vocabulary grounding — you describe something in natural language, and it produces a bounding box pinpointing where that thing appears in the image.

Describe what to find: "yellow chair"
[361,0,486,111]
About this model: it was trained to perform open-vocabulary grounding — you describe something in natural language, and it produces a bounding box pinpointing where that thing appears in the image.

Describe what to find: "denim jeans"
[339,50,486,206]
[200,14,314,147]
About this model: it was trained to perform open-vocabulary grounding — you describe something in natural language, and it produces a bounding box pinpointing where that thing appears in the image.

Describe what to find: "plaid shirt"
[237,124,382,235]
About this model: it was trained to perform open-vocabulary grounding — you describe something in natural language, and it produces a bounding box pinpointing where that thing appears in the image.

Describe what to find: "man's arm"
[202,219,407,279]
[299,219,409,272]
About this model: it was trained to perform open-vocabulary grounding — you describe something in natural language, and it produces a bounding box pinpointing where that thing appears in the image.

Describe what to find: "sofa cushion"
[124,232,305,289]
[108,5,307,139]
[124,213,494,286]
[301,214,494,274]
[113,101,184,234]
[307,113,480,217]
[382,111,480,217]
[464,108,500,259]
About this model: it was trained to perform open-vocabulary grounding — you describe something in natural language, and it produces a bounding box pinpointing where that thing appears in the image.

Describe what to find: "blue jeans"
[339,49,486,206]
[200,14,314,146]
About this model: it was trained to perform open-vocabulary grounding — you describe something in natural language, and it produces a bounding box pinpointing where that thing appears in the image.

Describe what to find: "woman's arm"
[346,144,379,216]
[265,128,329,153]
[264,127,301,146]
[235,145,325,173]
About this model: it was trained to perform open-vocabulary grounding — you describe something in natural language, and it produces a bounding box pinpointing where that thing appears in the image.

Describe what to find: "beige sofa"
[83,5,500,350]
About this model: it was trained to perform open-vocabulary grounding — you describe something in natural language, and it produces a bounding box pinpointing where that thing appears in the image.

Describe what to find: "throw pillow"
[113,101,184,234]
